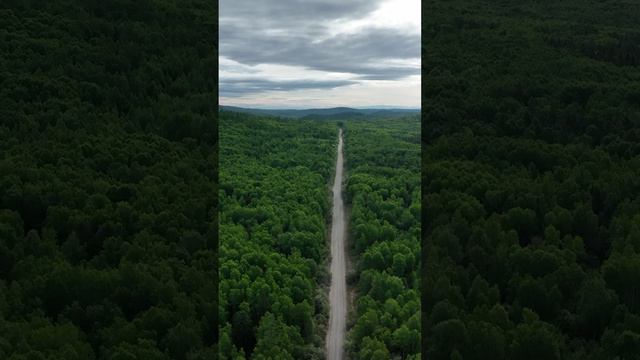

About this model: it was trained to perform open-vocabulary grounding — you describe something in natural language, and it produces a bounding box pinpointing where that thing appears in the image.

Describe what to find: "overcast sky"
[219,0,420,109]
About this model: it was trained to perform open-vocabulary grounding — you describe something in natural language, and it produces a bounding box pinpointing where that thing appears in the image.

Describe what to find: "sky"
[219,0,421,109]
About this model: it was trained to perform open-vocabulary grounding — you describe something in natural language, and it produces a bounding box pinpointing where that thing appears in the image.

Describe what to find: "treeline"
[344,117,421,359]
[423,0,640,358]
[1,1,217,359]
[218,111,336,359]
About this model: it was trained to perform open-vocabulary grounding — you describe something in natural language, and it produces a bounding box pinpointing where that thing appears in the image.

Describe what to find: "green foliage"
[1,1,217,358]
[424,0,640,358]
[344,117,421,358]
[218,111,335,359]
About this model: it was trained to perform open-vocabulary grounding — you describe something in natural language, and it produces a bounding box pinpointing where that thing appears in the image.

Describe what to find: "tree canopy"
[218,111,336,359]
[423,0,640,358]
[1,1,217,358]
[344,117,421,359]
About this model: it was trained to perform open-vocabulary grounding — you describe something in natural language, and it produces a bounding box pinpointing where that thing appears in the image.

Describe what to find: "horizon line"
[219,104,421,110]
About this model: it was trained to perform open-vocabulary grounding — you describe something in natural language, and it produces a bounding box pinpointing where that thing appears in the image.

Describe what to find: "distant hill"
[219,105,419,119]
[300,111,367,120]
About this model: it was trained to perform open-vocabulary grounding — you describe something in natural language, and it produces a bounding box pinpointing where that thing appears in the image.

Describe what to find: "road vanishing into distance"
[326,128,347,360]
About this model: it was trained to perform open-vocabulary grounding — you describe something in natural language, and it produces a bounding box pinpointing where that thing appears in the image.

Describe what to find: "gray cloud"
[221,24,420,80]
[220,0,420,97]
[219,78,357,96]
[220,0,378,24]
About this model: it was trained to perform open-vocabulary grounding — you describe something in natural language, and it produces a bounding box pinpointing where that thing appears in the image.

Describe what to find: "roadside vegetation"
[218,111,336,359]
[344,116,421,359]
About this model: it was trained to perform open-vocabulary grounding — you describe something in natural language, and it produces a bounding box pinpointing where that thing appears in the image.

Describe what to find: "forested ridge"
[1,1,217,359]
[423,1,640,359]
[344,117,421,359]
[218,111,336,359]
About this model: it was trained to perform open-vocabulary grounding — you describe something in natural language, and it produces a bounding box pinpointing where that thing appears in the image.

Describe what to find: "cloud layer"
[219,78,357,96]
[219,0,420,107]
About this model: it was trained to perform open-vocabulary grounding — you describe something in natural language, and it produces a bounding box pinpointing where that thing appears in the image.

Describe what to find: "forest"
[423,0,640,359]
[1,1,217,359]
[218,111,336,359]
[344,117,421,359]
[218,112,421,359]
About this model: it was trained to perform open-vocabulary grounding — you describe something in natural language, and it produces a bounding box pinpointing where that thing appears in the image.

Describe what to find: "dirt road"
[326,128,347,360]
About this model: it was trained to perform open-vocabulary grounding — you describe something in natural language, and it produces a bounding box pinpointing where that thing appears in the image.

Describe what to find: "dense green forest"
[0,2,217,359]
[218,113,421,359]
[423,0,640,359]
[218,111,336,359]
[344,117,421,359]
